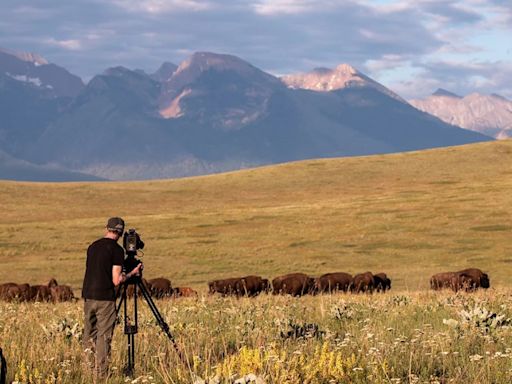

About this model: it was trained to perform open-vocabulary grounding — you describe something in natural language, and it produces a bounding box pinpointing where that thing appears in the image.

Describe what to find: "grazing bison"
[0,283,18,301]
[208,277,244,296]
[430,272,459,290]
[51,285,75,302]
[147,278,173,298]
[352,272,375,293]
[315,272,353,293]
[29,285,52,302]
[239,276,270,297]
[374,273,391,292]
[1,283,30,302]
[272,273,315,296]
[173,287,198,298]
[456,268,490,290]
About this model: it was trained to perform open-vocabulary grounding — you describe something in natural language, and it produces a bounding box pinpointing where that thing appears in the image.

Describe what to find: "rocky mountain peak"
[409,91,512,139]
[0,47,48,66]
[280,63,404,102]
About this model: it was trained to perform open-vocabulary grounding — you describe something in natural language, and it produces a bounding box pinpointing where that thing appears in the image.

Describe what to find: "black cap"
[106,217,125,234]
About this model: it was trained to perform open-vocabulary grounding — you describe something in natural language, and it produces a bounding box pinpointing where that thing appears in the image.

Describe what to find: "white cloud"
[45,38,82,51]
[110,0,213,14]
[252,0,313,15]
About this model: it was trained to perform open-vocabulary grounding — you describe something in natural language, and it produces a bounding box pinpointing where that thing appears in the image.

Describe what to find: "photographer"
[82,217,142,381]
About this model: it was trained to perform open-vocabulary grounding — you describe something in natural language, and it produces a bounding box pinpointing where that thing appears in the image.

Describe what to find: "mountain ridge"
[0,48,493,181]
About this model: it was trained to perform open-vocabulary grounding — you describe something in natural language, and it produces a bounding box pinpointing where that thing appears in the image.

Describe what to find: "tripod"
[115,275,181,377]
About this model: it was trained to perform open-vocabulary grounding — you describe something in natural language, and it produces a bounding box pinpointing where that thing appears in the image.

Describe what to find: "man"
[82,217,142,381]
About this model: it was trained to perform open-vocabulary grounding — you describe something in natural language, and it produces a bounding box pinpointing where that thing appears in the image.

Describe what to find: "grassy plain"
[1,140,512,292]
[1,140,512,383]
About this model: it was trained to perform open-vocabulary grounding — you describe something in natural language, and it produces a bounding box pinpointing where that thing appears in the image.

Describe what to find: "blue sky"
[1,0,511,99]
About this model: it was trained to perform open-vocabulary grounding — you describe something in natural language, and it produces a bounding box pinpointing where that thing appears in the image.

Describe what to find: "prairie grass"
[0,140,511,293]
[2,291,512,383]
[1,141,512,382]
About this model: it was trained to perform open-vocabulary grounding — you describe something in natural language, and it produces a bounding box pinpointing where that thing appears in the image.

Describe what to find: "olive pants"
[83,299,116,380]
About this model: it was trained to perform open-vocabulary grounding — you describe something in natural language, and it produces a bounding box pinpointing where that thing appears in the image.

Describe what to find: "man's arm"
[112,264,143,286]
[112,265,124,286]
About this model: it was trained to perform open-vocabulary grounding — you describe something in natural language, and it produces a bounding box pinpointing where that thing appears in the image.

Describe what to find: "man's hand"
[130,263,143,277]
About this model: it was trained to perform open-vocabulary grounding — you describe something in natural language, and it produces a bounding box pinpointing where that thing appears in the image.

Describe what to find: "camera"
[123,228,144,255]
[122,229,144,274]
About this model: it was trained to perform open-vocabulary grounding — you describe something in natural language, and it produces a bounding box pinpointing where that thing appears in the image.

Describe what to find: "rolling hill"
[0,140,511,292]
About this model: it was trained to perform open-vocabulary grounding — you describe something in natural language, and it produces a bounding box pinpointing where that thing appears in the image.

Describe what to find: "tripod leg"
[137,281,183,358]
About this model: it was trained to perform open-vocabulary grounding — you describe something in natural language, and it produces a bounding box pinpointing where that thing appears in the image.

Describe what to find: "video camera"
[122,228,144,273]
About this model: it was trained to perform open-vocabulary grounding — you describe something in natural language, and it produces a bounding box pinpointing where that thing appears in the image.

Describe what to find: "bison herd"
[208,271,392,297]
[0,278,74,303]
[0,268,490,302]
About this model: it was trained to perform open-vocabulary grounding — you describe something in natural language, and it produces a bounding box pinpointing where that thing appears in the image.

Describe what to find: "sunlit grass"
[2,291,512,383]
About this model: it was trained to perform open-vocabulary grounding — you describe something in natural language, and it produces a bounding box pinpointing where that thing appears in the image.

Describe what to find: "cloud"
[110,0,213,14]
[45,38,82,51]
[388,59,512,100]
[252,0,318,15]
[0,0,509,99]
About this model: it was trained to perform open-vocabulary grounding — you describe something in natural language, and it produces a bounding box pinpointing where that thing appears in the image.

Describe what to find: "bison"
[456,268,490,290]
[239,276,270,297]
[208,277,244,296]
[147,278,173,298]
[272,273,315,296]
[51,285,75,302]
[431,269,490,292]
[430,272,458,290]
[315,272,353,293]
[173,287,198,298]
[29,285,52,302]
[351,272,375,293]
[0,283,31,302]
[373,273,391,292]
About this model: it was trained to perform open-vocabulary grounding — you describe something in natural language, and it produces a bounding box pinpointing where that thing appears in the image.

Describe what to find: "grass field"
[3,291,512,383]
[1,140,512,383]
[1,140,511,292]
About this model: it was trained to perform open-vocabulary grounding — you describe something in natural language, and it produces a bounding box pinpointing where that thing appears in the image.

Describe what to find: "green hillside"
[1,140,511,292]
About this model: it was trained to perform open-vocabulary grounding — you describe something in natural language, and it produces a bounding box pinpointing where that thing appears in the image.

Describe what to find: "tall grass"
[2,291,512,383]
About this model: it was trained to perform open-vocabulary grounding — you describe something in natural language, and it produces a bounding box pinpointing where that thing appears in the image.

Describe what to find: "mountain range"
[409,89,512,139]
[0,48,493,181]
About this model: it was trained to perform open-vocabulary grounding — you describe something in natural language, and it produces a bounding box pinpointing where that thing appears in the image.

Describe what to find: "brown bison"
[208,277,244,296]
[431,269,490,292]
[456,268,490,290]
[352,272,375,293]
[430,272,458,290]
[29,285,52,302]
[147,278,173,298]
[0,283,18,300]
[272,273,315,296]
[0,283,31,302]
[374,273,391,292]
[315,272,353,293]
[51,285,75,302]
[173,287,199,298]
[239,275,270,297]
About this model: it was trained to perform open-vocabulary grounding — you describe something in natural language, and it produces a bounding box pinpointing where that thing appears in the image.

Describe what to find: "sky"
[1,0,511,99]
